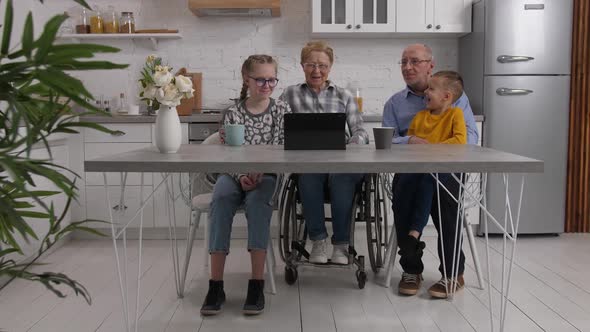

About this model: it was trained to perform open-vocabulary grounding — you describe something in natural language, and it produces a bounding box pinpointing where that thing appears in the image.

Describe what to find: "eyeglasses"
[398,59,432,67]
[249,76,279,87]
[303,63,330,71]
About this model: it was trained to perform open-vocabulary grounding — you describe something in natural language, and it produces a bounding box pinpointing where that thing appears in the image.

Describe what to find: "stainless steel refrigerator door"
[482,75,569,234]
[484,0,573,75]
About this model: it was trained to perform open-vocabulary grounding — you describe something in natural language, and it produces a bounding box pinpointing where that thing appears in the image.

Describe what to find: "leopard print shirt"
[223,98,291,145]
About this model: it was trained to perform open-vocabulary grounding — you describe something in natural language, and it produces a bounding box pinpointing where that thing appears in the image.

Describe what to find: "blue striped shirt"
[382,87,479,145]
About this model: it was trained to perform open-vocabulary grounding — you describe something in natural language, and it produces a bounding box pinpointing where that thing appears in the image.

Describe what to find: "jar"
[119,12,135,34]
[103,6,119,33]
[75,7,90,34]
[89,7,104,34]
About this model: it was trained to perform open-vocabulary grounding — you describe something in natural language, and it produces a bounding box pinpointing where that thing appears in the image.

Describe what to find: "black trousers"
[392,173,466,277]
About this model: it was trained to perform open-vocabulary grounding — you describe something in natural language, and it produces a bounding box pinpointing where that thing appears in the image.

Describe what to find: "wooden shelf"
[57,33,182,50]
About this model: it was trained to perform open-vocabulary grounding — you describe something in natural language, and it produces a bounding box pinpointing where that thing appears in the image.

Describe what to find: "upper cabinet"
[311,0,471,36]
[396,0,472,33]
[312,0,396,33]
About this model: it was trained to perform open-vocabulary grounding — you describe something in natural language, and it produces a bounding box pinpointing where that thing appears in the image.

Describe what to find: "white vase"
[154,105,182,153]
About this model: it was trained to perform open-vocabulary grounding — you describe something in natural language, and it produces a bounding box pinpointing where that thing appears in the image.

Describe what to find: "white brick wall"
[11,0,460,115]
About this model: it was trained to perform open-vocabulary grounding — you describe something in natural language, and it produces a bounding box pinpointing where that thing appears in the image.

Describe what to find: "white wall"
[8,0,460,114]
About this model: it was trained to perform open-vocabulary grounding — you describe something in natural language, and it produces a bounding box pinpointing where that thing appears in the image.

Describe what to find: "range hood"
[189,0,281,17]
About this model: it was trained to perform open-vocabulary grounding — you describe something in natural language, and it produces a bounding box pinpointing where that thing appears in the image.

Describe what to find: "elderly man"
[382,44,478,298]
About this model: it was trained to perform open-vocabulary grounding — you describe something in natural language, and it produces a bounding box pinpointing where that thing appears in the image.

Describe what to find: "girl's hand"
[239,175,257,191]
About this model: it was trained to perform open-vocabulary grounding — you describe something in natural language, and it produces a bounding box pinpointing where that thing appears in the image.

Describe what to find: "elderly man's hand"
[409,136,429,144]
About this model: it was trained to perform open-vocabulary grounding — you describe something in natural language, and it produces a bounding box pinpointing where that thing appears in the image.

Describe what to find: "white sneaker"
[309,239,328,264]
[330,244,349,265]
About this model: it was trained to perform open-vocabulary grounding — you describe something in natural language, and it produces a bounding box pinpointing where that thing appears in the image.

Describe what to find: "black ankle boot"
[243,279,265,315]
[200,279,225,316]
[398,235,426,274]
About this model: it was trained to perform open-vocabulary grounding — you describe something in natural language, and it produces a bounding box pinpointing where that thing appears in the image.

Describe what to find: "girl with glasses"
[201,55,291,316]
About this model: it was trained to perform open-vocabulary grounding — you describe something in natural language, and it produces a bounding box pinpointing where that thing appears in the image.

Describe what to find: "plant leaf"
[1,0,13,55]
[34,14,67,63]
[22,13,34,59]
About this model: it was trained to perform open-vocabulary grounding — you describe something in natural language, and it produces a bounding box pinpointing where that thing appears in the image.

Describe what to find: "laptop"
[284,113,347,150]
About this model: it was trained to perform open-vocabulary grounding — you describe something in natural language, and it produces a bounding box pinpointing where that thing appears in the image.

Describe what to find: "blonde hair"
[240,54,278,101]
[300,40,334,65]
[432,70,464,103]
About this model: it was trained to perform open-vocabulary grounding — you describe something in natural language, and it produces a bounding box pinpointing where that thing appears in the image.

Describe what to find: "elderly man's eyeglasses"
[398,59,432,67]
[249,76,279,87]
[303,63,330,71]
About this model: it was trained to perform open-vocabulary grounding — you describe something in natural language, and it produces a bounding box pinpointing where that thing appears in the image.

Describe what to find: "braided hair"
[239,54,278,101]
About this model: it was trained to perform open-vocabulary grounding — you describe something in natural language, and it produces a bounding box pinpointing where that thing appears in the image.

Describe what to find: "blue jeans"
[208,174,276,253]
[297,173,364,245]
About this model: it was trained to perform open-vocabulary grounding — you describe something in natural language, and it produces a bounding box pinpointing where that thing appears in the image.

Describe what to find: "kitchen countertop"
[81,113,484,123]
[80,113,223,123]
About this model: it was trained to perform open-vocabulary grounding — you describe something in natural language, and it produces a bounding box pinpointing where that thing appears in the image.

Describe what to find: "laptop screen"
[284,113,347,150]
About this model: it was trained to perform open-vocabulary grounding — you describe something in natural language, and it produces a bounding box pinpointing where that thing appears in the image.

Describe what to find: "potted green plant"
[0,0,128,305]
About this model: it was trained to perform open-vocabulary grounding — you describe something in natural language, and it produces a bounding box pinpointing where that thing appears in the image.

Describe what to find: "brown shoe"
[398,272,422,295]
[428,275,465,299]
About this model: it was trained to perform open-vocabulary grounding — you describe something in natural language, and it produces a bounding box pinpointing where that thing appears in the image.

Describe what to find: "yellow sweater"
[408,107,467,144]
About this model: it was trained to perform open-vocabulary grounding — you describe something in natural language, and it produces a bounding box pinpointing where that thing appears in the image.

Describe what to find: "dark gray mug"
[373,127,395,149]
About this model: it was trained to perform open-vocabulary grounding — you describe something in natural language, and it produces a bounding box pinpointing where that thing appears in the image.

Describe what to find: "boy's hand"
[409,136,429,144]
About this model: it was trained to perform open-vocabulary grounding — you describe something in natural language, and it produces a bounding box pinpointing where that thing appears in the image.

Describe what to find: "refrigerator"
[459,0,572,234]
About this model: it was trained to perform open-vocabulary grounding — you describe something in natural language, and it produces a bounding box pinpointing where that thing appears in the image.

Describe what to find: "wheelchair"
[277,173,389,289]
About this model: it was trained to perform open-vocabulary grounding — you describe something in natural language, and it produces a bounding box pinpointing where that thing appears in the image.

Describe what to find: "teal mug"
[224,124,245,146]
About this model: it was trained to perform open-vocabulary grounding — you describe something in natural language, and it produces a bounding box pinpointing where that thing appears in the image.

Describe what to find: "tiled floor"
[1,232,589,332]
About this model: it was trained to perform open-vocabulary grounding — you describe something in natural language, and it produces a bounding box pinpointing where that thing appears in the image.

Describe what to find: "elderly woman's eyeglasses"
[249,76,279,87]
[398,59,432,67]
[303,63,330,71]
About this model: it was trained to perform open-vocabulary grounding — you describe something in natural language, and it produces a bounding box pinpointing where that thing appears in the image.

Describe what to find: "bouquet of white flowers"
[139,55,194,111]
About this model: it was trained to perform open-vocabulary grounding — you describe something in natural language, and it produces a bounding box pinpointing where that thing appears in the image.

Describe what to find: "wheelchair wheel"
[365,174,384,273]
[278,177,297,263]
[285,266,298,285]
[356,270,367,289]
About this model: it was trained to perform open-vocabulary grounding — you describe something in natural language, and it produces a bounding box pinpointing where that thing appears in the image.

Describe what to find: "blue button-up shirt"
[382,87,479,145]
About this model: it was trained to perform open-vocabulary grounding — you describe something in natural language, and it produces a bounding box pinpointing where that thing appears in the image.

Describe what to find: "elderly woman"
[280,41,369,265]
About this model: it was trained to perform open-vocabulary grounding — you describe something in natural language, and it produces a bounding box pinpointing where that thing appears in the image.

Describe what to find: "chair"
[178,132,278,296]
[380,173,485,290]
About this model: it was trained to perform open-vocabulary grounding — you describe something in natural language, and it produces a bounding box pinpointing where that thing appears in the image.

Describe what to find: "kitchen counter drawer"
[86,186,155,228]
[84,123,152,143]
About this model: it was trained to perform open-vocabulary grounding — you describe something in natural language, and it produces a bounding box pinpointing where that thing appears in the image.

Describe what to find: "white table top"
[84,144,543,174]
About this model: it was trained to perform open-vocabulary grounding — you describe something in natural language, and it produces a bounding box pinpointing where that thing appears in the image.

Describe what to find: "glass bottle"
[119,92,128,112]
[58,11,74,35]
[75,7,90,34]
[354,87,363,113]
[103,6,119,33]
[89,7,104,34]
[119,12,135,34]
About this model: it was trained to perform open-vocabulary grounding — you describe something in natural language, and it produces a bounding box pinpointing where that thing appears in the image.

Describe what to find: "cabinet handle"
[113,204,128,211]
[346,24,352,29]
[426,24,432,29]
[355,24,361,29]
[436,25,441,30]
[111,130,125,137]
[496,88,534,96]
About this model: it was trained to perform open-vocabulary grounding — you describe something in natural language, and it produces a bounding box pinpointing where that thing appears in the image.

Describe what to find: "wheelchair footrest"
[291,241,310,259]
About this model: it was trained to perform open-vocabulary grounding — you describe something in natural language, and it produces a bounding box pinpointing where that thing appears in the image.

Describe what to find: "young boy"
[393,70,467,298]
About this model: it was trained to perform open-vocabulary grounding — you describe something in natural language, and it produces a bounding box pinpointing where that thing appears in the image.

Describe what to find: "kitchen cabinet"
[82,122,191,231]
[312,0,396,33]
[396,0,472,34]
